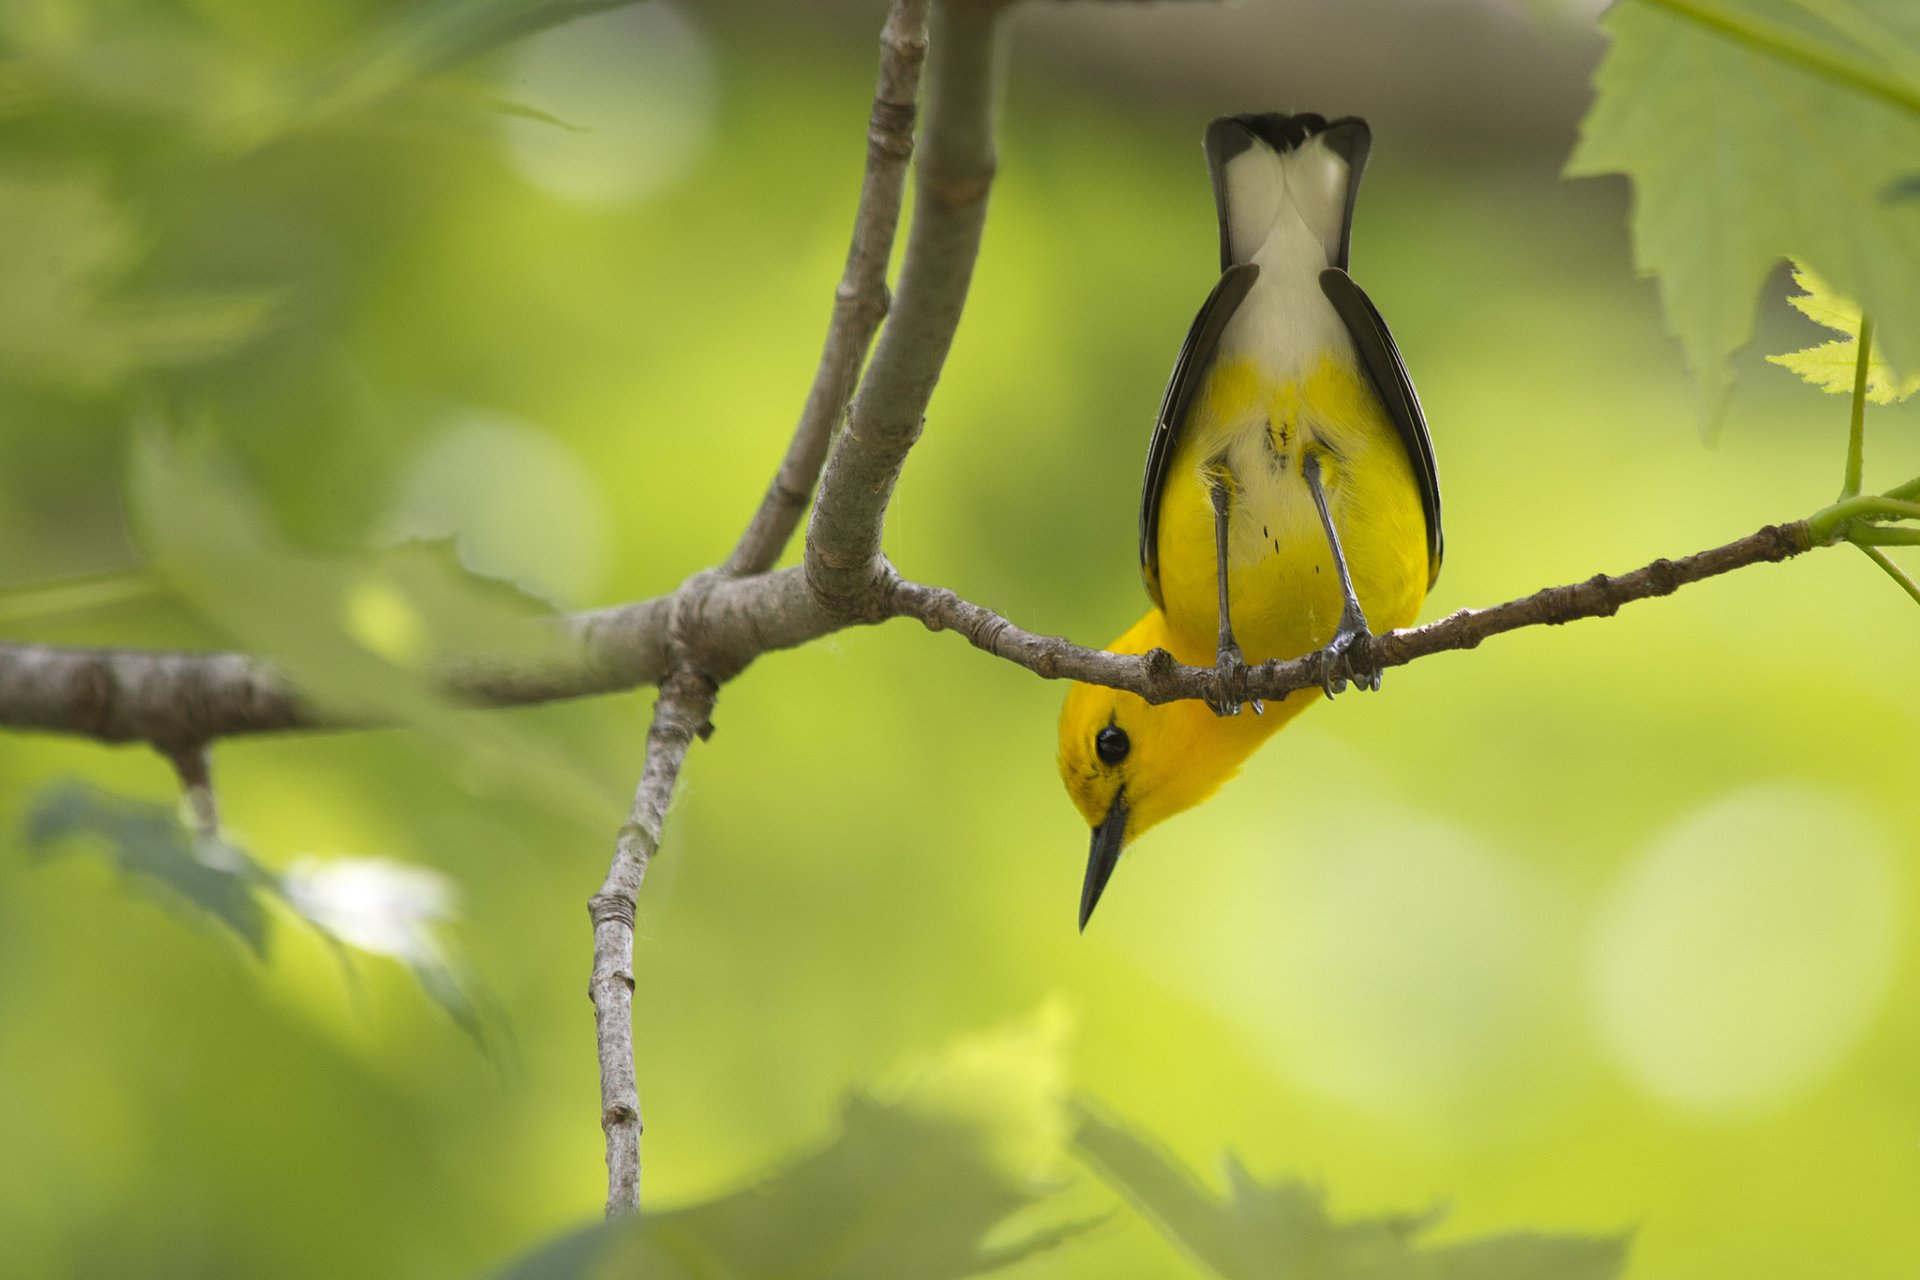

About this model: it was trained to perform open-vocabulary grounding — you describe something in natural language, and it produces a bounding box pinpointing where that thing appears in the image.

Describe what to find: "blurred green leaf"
[0,570,159,626]
[128,428,557,715]
[0,0,640,155]
[300,0,645,129]
[127,427,618,823]
[25,780,272,956]
[498,1095,1091,1280]
[0,174,278,392]
[26,780,502,1045]
[408,952,497,1053]
[1072,1106,1630,1280]
[1569,0,1920,426]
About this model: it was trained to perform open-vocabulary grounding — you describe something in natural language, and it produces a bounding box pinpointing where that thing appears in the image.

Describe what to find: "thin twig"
[724,0,931,577]
[162,740,220,840]
[1858,544,1920,607]
[589,666,716,1216]
[886,519,1816,704]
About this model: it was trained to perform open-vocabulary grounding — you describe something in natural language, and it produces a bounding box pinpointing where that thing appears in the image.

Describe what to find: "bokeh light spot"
[383,411,612,605]
[498,2,717,207]
[1169,812,1552,1119]
[281,856,456,962]
[344,579,426,665]
[1590,783,1900,1114]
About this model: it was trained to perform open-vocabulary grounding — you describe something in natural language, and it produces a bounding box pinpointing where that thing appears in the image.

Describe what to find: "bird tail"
[1204,112,1371,273]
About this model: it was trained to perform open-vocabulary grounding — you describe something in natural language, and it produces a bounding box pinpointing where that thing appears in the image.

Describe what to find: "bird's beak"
[1080,792,1129,932]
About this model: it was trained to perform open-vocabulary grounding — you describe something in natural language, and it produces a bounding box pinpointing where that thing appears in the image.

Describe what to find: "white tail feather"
[1219,133,1351,273]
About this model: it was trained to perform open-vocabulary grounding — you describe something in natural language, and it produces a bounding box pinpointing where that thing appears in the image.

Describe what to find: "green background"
[2,0,1917,1276]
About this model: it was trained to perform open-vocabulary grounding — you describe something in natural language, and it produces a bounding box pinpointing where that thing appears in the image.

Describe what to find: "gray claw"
[1312,615,1381,700]
[1207,643,1252,718]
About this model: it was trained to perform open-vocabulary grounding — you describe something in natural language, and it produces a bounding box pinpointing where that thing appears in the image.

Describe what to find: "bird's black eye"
[1095,725,1131,767]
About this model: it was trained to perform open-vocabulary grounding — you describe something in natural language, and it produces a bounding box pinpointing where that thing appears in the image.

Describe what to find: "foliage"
[491,1017,1623,1280]
[128,428,616,824]
[24,779,494,1047]
[1074,1108,1628,1280]
[27,779,275,955]
[1571,0,1920,425]
[499,1102,1090,1280]
[1768,260,1920,403]
[0,173,277,393]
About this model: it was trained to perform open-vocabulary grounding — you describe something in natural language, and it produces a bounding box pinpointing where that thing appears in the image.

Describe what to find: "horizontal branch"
[0,515,1820,747]
[0,595,675,743]
[885,519,1818,703]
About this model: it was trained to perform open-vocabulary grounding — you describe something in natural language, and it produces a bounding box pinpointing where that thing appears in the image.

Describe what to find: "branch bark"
[723,0,931,577]
[803,0,1006,615]
[0,519,1830,741]
[162,740,220,840]
[588,666,716,1217]
[587,0,1004,1216]
[885,520,1817,704]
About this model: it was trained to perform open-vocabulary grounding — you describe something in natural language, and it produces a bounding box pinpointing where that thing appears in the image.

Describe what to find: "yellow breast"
[1153,352,1430,667]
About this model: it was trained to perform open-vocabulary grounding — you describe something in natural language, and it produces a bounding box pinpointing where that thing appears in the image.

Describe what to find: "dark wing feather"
[1318,266,1444,587]
[1139,263,1260,607]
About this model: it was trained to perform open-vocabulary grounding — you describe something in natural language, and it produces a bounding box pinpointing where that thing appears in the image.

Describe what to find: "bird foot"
[1312,611,1382,698]
[1206,642,1264,718]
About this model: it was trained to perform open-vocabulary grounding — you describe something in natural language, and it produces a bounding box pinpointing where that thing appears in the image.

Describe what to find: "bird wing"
[1139,262,1260,608]
[1318,266,1444,587]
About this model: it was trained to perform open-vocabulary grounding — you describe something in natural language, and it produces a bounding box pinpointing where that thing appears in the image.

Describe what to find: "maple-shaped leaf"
[1569,0,1920,428]
[1072,1104,1630,1280]
[1768,260,1920,403]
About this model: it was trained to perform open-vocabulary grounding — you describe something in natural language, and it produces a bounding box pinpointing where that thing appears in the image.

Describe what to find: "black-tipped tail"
[1204,112,1372,271]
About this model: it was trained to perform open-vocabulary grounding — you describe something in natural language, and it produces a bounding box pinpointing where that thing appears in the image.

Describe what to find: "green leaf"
[1568,0,1920,427]
[25,781,273,957]
[23,781,503,1045]
[1072,1106,1630,1280]
[298,0,645,126]
[127,426,619,824]
[0,1,642,152]
[1767,260,1920,401]
[494,1010,1096,1280]
[0,175,278,392]
[500,1099,1091,1280]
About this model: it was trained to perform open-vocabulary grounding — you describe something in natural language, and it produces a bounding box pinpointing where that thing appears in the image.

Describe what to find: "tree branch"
[0,518,1834,741]
[884,519,1817,703]
[804,0,1007,615]
[0,594,676,743]
[162,740,220,840]
[723,0,931,577]
[588,666,716,1217]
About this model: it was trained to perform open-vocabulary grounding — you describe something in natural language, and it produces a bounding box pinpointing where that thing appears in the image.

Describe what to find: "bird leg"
[1205,465,1261,717]
[1302,450,1381,697]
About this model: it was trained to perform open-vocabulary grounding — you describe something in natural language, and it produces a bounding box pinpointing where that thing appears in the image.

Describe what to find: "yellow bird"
[1058,112,1442,929]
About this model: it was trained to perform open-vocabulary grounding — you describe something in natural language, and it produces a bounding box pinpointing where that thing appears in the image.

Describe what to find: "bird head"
[1056,614,1301,929]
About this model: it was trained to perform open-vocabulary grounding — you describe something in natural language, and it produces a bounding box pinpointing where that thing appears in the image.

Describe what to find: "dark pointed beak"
[1080,792,1129,932]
